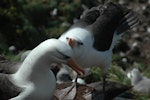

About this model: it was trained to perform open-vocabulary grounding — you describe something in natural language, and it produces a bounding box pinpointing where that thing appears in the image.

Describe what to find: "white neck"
[11,40,57,100]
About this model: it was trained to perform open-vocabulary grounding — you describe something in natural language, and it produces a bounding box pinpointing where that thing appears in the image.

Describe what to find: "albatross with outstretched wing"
[59,2,139,99]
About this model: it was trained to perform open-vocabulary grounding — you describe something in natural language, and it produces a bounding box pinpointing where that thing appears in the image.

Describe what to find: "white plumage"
[59,2,139,98]
[0,39,84,100]
[127,68,150,94]
[59,28,111,73]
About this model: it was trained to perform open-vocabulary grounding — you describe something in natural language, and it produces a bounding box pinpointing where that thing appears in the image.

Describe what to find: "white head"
[11,39,85,100]
[27,38,85,75]
[59,28,93,59]
[14,39,85,84]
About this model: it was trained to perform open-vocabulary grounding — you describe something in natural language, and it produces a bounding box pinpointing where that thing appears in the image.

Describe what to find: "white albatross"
[0,39,84,100]
[59,2,139,98]
[127,68,150,94]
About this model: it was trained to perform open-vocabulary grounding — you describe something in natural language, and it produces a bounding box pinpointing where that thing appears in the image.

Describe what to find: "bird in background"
[59,1,139,99]
[56,64,87,84]
[127,68,150,94]
[0,39,85,100]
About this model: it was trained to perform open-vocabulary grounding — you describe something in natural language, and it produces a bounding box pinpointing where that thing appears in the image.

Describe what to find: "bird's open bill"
[67,59,85,75]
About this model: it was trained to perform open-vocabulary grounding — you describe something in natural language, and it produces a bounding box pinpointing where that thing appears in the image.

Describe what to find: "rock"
[114,92,135,100]
[52,81,131,100]
[0,60,21,74]
[89,81,132,100]
[0,55,7,61]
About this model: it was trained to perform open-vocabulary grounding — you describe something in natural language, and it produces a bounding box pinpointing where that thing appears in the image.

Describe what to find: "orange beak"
[67,38,75,48]
[67,59,85,75]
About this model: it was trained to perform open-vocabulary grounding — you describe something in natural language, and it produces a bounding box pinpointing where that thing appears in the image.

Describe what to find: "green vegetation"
[86,54,150,100]
[0,0,85,53]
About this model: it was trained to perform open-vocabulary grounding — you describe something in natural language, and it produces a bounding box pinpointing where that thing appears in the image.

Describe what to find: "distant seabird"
[127,68,150,94]
[59,2,139,98]
[0,39,84,100]
[56,66,72,84]
[56,64,88,84]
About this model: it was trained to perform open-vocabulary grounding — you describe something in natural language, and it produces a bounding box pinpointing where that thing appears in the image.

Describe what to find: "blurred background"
[0,0,150,70]
[0,0,150,99]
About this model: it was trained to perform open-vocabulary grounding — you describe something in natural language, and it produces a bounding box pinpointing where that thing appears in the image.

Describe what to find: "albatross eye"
[66,37,83,46]
[77,41,83,46]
